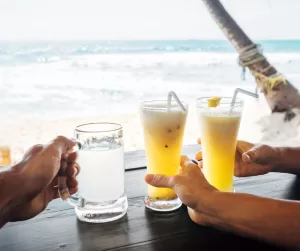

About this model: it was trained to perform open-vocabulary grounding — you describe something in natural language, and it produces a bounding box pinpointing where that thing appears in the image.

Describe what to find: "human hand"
[195,138,280,177]
[145,156,217,226]
[9,136,80,222]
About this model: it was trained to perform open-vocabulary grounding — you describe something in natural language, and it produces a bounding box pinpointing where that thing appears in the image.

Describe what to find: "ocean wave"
[66,51,300,74]
[1,40,300,66]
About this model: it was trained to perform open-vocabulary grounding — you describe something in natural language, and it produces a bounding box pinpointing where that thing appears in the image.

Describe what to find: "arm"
[0,166,23,228]
[0,164,34,227]
[273,147,300,175]
[146,156,300,249]
[0,137,79,229]
[207,192,300,249]
[237,142,300,176]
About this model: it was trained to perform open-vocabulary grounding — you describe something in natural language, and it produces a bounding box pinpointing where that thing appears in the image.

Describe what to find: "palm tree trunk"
[202,0,300,113]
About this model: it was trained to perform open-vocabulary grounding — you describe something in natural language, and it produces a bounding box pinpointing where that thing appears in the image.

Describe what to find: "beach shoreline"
[2,95,300,165]
[1,40,300,164]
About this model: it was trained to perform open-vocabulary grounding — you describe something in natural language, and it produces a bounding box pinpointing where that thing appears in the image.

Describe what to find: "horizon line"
[1,38,300,43]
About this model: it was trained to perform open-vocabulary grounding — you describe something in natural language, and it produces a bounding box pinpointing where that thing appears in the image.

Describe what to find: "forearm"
[0,165,25,228]
[208,192,300,249]
[273,147,300,175]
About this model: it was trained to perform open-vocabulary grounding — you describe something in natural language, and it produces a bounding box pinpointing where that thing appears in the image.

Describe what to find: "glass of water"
[68,122,128,223]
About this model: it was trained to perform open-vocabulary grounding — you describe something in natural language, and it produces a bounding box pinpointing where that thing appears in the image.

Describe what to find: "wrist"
[269,147,285,172]
[198,190,228,227]
[196,189,222,220]
[271,147,297,173]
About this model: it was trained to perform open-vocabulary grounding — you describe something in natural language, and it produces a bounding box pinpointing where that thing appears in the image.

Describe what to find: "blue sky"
[0,0,299,40]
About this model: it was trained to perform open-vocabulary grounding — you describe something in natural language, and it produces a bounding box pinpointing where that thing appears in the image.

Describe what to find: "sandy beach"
[1,41,300,164]
[1,94,300,165]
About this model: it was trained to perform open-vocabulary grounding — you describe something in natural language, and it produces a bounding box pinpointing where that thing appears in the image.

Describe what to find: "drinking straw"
[167,91,186,112]
[231,88,259,106]
[229,88,258,114]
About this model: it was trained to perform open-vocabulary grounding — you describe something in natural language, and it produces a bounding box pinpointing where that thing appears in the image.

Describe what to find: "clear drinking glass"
[68,122,128,223]
[140,100,188,211]
[196,97,244,192]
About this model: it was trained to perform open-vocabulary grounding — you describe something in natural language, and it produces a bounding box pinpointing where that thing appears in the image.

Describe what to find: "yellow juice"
[199,112,241,192]
[0,146,11,166]
[140,103,188,200]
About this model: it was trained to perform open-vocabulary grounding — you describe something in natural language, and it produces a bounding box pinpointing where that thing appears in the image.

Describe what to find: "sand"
[1,95,300,165]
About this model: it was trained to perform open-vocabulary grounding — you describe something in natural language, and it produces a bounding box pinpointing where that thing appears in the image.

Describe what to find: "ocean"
[1,40,300,121]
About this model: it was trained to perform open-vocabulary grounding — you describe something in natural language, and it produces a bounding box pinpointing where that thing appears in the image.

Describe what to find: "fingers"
[242,145,275,164]
[240,142,257,163]
[180,155,200,174]
[62,151,80,177]
[68,187,78,195]
[195,138,202,160]
[192,159,203,169]
[145,174,175,188]
[236,140,254,154]
[67,177,78,188]
[145,156,202,188]
[41,137,76,175]
[195,151,202,161]
[198,161,203,169]
[242,152,252,163]
[53,185,78,200]
[67,151,78,163]
[57,152,80,200]
[180,155,189,167]
[59,159,68,176]
[47,136,77,157]
[66,163,80,177]
[57,175,78,200]
[57,160,79,200]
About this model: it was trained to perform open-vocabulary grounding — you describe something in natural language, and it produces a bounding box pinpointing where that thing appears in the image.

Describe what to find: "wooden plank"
[109,232,285,251]
[0,197,289,251]
[1,143,299,251]
[1,172,298,250]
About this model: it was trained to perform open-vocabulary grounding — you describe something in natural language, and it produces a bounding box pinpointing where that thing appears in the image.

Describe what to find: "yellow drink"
[0,146,11,166]
[197,97,243,192]
[140,101,188,211]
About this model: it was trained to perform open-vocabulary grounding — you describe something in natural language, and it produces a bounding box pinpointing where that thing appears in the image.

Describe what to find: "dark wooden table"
[1,145,299,251]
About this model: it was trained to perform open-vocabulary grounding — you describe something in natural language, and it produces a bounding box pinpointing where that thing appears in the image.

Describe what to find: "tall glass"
[68,123,128,223]
[196,97,243,192]
[0,146,11,166]
[140,100,188,211]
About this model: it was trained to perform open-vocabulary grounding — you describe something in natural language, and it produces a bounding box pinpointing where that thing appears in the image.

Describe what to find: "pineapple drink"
[0,147,11,166]
[197,97,243,192]
[140,100,188,211]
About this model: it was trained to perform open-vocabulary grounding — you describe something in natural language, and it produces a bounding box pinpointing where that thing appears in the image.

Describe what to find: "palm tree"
[202,0,300,117]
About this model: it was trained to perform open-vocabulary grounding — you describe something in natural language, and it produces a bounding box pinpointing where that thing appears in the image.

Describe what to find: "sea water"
[1,40,300,148]
[1,40,300,121]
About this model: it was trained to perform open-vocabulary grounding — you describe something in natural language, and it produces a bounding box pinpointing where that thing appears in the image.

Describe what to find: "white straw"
[231,88,258,106]
[230,88,258,113]
[167,91,186,112]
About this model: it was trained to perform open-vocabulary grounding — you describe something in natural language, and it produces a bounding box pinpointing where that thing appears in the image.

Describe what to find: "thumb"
[242,145,276,165]
[145,174,175,188]
[242,149,256,163]
[47,136,77,156]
